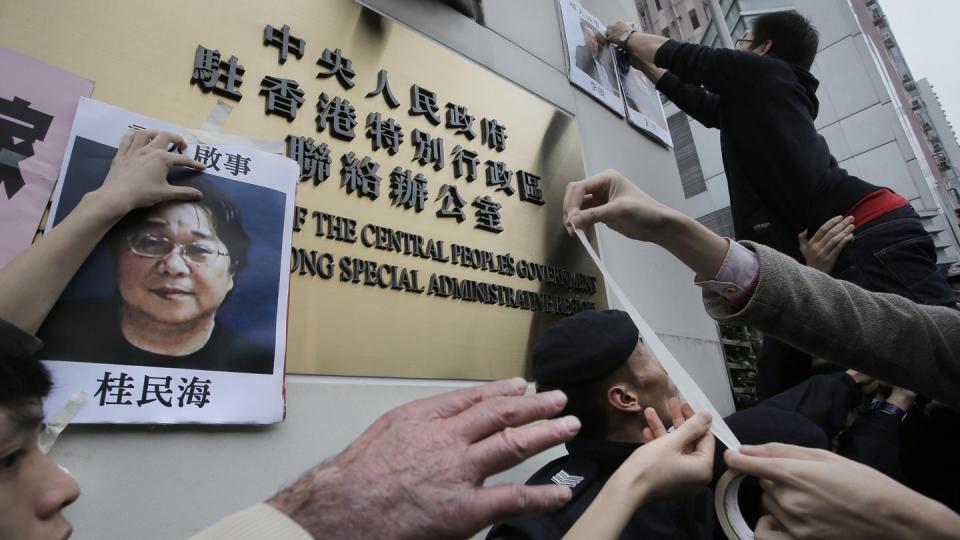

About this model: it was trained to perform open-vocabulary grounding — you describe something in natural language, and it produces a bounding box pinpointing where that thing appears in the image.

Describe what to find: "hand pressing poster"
[0,46,94,269]
[38,98,298,424]
[559,0,625,116]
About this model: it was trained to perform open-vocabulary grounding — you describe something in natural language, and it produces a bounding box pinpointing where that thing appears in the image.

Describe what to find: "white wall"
[51,1,733,538]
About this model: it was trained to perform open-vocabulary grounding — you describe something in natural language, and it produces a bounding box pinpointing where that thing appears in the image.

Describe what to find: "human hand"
[614,398,715,504]
[845,369,879,394]
[725,443,960,539]
[563,169,683,241]
[94,129,206,216]
[886,386,917,411]
[604,21,633,44]
[267,378,581,540]
[798,216,854,274]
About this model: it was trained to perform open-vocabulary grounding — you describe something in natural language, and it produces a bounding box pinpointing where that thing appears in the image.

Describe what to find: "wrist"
[267,463,354,539]
[888,491,960,540]
[79,189,133,225]
[661,213,728,277]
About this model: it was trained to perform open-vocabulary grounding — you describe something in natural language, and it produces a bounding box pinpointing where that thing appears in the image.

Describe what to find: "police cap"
[532,309,639,388]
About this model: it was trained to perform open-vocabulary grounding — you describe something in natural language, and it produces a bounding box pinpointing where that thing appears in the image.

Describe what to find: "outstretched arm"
[607,21,765,95]
[0,129,205,333]
[563,169,960,409]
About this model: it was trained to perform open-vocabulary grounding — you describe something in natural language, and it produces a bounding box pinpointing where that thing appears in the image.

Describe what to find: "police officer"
[487,309,847,539]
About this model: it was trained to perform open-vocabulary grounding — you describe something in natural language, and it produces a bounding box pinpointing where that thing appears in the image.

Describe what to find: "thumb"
[165,186,203,202]
[670,411,711,447]
[569,205,612,231]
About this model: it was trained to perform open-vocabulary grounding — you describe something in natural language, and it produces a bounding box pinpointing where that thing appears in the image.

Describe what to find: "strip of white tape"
[38,392,88,454]
[181,99,285,153]
[574,228,741,449]
[201,100,234,133]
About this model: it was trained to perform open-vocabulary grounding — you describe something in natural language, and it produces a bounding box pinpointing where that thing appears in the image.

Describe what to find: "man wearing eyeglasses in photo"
[38,170,272,374]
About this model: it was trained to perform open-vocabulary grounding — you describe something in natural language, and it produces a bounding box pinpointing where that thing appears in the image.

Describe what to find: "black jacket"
[654,40,880,258]
[486,406,831,539]
[38,298,274,374]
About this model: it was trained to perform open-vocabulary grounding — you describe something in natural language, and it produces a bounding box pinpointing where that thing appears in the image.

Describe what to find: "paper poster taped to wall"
[0,46,94,269]
[38,98,298,424]
[616,54,673,147]
[559,0,625,116]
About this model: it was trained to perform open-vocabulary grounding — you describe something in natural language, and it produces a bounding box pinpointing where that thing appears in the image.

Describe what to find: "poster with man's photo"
[39,98,298,424]
[616,54,673,147]
[559,0,625,116]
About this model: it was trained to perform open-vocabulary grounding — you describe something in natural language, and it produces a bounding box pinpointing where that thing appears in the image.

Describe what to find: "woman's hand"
[798,216,854,274]
[95,129,206,217]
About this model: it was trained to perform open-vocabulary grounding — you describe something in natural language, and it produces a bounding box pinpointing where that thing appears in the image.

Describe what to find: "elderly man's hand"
[97,129,206,216]
[725,443,960,540]
[267,378,581,540]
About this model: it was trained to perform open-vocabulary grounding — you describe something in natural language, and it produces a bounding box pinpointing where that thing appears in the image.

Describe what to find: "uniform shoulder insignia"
[550,469,585,488]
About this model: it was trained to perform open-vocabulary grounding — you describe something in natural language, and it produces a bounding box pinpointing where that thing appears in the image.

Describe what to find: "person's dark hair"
[538,363,641,439]
[110,175,251,274]
[751,11,819,70]
[0,352,52,408]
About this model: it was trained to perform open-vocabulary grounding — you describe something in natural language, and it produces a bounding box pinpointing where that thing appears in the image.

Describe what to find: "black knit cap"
[532,309,639,388]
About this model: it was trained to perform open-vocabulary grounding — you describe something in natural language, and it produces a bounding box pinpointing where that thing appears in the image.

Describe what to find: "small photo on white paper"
[559,0,625,116]
[616,53,673,147]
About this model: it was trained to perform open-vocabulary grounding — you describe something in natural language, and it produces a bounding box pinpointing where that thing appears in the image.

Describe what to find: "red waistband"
[846,189,909,228]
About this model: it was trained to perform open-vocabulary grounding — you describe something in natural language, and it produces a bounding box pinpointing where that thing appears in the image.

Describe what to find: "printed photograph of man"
[618,57,669,133]
[574,19,620,97]
[38,137,283,375]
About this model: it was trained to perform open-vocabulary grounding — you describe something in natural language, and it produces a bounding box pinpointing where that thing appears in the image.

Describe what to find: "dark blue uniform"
[488,373,902,539]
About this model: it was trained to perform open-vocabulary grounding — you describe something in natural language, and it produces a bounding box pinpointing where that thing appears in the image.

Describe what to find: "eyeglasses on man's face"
[128,232,229,265]
[735,38,757,49]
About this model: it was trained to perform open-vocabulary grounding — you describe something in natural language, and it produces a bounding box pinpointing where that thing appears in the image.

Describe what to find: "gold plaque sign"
[1,0,606,379]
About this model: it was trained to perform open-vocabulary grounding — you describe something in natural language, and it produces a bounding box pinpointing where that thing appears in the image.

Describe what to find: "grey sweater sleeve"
[703,241,960,409]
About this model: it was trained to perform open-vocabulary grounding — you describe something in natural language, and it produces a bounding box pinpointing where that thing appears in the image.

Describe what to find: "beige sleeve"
[190,503,313,540]
[703,241,960,409]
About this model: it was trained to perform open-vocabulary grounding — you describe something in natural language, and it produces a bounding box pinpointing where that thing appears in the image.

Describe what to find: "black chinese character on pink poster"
[0,97,53,199]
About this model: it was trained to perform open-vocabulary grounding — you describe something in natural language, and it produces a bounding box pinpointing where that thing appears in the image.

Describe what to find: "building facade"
[660,0,960,264]
[0,1,735,538]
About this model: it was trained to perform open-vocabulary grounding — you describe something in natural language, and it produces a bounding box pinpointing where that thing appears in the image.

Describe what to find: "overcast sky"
[879,0,960,142]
